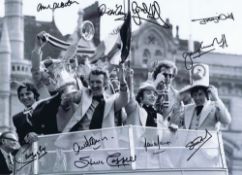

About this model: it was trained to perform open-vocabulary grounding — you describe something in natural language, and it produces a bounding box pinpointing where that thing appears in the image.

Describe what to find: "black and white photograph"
[0,0,241,174]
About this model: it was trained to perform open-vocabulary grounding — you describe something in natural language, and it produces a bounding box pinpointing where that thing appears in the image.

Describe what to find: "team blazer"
[183,100,231,130]
[63,87,129,132]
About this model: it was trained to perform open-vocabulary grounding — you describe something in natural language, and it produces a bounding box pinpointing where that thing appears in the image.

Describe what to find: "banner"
[14,126,226,174]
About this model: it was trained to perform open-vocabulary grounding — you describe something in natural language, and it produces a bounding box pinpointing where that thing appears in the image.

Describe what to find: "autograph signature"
[185,129,212,161]
[73,136,109,154]
[144,136,171,152]
[99,1,170,29]
[182,34,228,70]
[37,0,79,12]
[74,152,136,168]
[191,12,234,25]
[74,156,104,168]
[14,145,47,171]
[106,152,137,167]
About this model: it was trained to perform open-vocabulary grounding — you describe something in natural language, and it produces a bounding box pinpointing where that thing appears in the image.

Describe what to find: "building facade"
[130,21,242,175]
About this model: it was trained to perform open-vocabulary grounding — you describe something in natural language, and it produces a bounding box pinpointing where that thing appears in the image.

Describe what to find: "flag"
[120,11,131,63]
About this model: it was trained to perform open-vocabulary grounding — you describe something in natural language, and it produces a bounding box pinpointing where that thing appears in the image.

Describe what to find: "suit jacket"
[63,87,129,132]
[0,149,12,175]
[183,100,231,130]
[13,112,34,146]
[31,93,61,135]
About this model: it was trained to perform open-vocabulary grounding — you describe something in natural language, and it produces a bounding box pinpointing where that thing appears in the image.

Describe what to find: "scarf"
[143,105,157,127]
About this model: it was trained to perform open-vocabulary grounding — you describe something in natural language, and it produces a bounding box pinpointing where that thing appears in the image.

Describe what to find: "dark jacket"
[31,93,61,135]
[0,149,12,175]
[13,112,34,146]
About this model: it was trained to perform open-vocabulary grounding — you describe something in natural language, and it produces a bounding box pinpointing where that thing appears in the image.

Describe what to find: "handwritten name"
[73,136,109,154]
[14,145,47,171]
[144,136,171,152]
[185,129,212,161]
[74,152,136,168]
[182,34,228,70]
[131,1,170,28]
[74,156,104,169]
[99,1,170,29]
[106,152,136,167]
[192,13,234,25]
[37,0,79,12]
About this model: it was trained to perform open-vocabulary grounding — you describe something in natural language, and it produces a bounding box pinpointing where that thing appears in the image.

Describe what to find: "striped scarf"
[39,32,95,56]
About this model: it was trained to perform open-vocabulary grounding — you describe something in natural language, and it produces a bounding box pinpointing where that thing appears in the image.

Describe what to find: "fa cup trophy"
[38,20,95,95]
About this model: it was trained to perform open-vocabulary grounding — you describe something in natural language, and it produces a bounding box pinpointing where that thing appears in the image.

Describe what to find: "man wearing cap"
[180,64,231,130]
[0,131,20,174]
[152,60,182,125]
[124,65,167,128]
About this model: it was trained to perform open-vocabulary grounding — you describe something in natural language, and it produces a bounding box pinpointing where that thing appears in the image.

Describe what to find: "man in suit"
[183,85,231,130]
[67,65,129,132]
[152,60,182,127]
[31,65,129,134]
[0,131,20,175]
[12,82,40,145]
[180,64,231,130]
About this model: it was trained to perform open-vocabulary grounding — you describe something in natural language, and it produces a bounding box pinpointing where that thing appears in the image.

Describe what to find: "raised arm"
[114,63,130,112]
[208,86,231,126]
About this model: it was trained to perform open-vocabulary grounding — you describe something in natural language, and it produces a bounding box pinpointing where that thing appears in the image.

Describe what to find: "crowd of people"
[0,32,232,174]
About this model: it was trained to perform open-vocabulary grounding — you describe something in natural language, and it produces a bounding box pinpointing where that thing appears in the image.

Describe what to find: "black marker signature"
[99,1,170,29]
[191,13,234,25]
[183,34,228,70]
[144,136,171,152]
[99,4,125,16]
[14,145,47,171]
[73,136,109,154]
[74,156,104,168]
[185,129,212,161]
[37,0,79,12]
[131,1,170,28]
[106,152,136,167]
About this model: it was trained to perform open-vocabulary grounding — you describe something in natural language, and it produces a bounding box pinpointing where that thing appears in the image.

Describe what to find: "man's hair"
[152,60,177,80]
[17,82,40,101]
[136,89,146,104]
[0,131,14,146]
[89,68,109,88]
[190,86,209,100]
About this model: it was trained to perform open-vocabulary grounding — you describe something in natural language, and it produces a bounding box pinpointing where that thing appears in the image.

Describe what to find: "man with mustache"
[68,65,129,131]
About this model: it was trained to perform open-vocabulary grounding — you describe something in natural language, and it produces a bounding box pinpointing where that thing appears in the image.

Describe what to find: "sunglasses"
[163,73,174,78]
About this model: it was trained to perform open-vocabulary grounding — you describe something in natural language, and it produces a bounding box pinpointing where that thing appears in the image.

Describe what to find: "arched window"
[142,49,151,67]
[155,50,162,56]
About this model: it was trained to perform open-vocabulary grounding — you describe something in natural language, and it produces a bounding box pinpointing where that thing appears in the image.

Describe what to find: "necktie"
[196,105,203,116]
[143,105,157,127]
[24,107,33,126]
[7,154,14,171]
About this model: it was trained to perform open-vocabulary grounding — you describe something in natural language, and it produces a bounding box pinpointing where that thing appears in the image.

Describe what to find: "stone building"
[130,20,242,175]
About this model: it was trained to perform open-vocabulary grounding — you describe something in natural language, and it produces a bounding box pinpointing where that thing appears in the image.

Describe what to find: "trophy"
[38,20,95,95]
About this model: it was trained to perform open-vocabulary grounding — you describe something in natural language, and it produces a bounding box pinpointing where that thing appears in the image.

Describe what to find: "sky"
[0,0,242,55]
